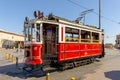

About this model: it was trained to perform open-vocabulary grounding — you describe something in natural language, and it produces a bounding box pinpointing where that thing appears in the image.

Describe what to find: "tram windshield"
[25,24,41,42]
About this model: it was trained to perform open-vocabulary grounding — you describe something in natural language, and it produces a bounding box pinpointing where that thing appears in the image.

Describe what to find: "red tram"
[23,11,105,70]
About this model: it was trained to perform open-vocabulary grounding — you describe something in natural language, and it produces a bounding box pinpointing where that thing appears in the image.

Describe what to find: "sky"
[0,0,120,44]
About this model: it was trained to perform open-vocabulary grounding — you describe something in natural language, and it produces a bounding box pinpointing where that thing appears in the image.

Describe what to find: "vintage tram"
[23,11,105,70]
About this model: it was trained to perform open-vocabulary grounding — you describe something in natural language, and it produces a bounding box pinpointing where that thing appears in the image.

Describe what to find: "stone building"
[0,29,24,48]
[115,35,120,49]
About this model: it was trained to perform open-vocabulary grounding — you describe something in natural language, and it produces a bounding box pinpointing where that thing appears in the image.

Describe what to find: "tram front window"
[25,24,41,42]
[25,26,31,41]
[25,27,29,41]
[31,24,35,42]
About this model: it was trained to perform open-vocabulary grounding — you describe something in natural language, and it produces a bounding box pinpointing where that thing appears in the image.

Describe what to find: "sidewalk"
[83,52,120,80]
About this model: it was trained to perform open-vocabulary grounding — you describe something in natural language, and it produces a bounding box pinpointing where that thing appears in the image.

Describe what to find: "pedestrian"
[16,42,21,52]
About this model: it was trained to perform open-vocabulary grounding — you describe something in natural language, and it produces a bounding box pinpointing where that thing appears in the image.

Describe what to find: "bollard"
[12,55,14,63]
[71,77,76,80]
[16,57,18,67]
[8,54,10,60]
[6,53,8,60]
[46,73,50,80]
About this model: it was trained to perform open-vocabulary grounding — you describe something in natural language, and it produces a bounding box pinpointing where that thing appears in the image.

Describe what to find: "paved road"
[0,48,120,80]
[83,48,120,80]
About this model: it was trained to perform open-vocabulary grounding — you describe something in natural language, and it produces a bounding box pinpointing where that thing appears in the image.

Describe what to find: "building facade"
[0,29,24,48]
[115,35,120,49]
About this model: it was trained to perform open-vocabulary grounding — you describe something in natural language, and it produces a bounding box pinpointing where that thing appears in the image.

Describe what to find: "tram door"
[43,24,58,65]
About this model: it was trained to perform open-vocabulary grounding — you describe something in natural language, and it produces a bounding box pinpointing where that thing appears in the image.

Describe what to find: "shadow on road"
[0,57,102,79]
[104,70,120,80]
[0,63,25,79]
[0,63,55,79]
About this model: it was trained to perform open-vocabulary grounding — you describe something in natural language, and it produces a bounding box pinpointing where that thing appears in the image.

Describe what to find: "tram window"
[73,34,79,42]
[25,27,29,41]
[31,24,35,41]
[65,27,79,42]
[65,33,72,41]
[28,26,31,41]
[46,28,52,41]
[66,27,72,33]
[36,24,40,42]
[25,24,41,42]
[72,29,79,34]
[92,32,99,43]
[81,30,91,42]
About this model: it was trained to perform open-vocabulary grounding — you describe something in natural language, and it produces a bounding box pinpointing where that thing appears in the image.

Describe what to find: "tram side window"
[65,33,72,41]
[92,32,99,43]
[65,27,79,42]
[81,30,91,42]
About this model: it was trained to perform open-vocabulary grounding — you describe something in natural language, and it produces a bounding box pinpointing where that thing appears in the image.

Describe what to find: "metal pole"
[99,0,101,29]
[16,57,18,67]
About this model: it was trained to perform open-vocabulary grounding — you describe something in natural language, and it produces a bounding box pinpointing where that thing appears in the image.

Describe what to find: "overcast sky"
[0,0,120,44]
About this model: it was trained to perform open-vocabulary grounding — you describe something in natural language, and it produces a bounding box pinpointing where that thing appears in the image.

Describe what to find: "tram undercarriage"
[21,56,99,74]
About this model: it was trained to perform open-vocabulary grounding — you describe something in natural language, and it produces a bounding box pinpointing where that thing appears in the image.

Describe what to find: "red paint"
[25,42,102,65]
[58,43,102,62]
[24,43,43,65]
[58,43,65,61]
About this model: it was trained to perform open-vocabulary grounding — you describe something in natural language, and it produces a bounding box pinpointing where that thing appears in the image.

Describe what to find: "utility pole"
[99,0,101,29]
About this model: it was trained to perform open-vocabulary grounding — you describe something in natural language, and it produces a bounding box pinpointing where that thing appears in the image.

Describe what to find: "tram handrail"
[65,38,99,43]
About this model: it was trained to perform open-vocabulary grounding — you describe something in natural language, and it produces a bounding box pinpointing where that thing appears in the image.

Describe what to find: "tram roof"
[28,13,103,32]
[46,14,102,31]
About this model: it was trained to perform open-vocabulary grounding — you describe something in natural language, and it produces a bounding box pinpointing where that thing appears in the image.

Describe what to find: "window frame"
[81,30,91,43]
[92,32,100,43]
[65,27,79,42]
[65,26,100,43]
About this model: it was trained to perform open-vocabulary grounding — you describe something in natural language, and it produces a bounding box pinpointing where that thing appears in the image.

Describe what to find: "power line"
[67,0,88,10]
[67,0,119,24]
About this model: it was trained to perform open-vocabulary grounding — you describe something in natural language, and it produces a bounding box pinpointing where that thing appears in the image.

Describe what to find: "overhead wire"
[67,0,119,24]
